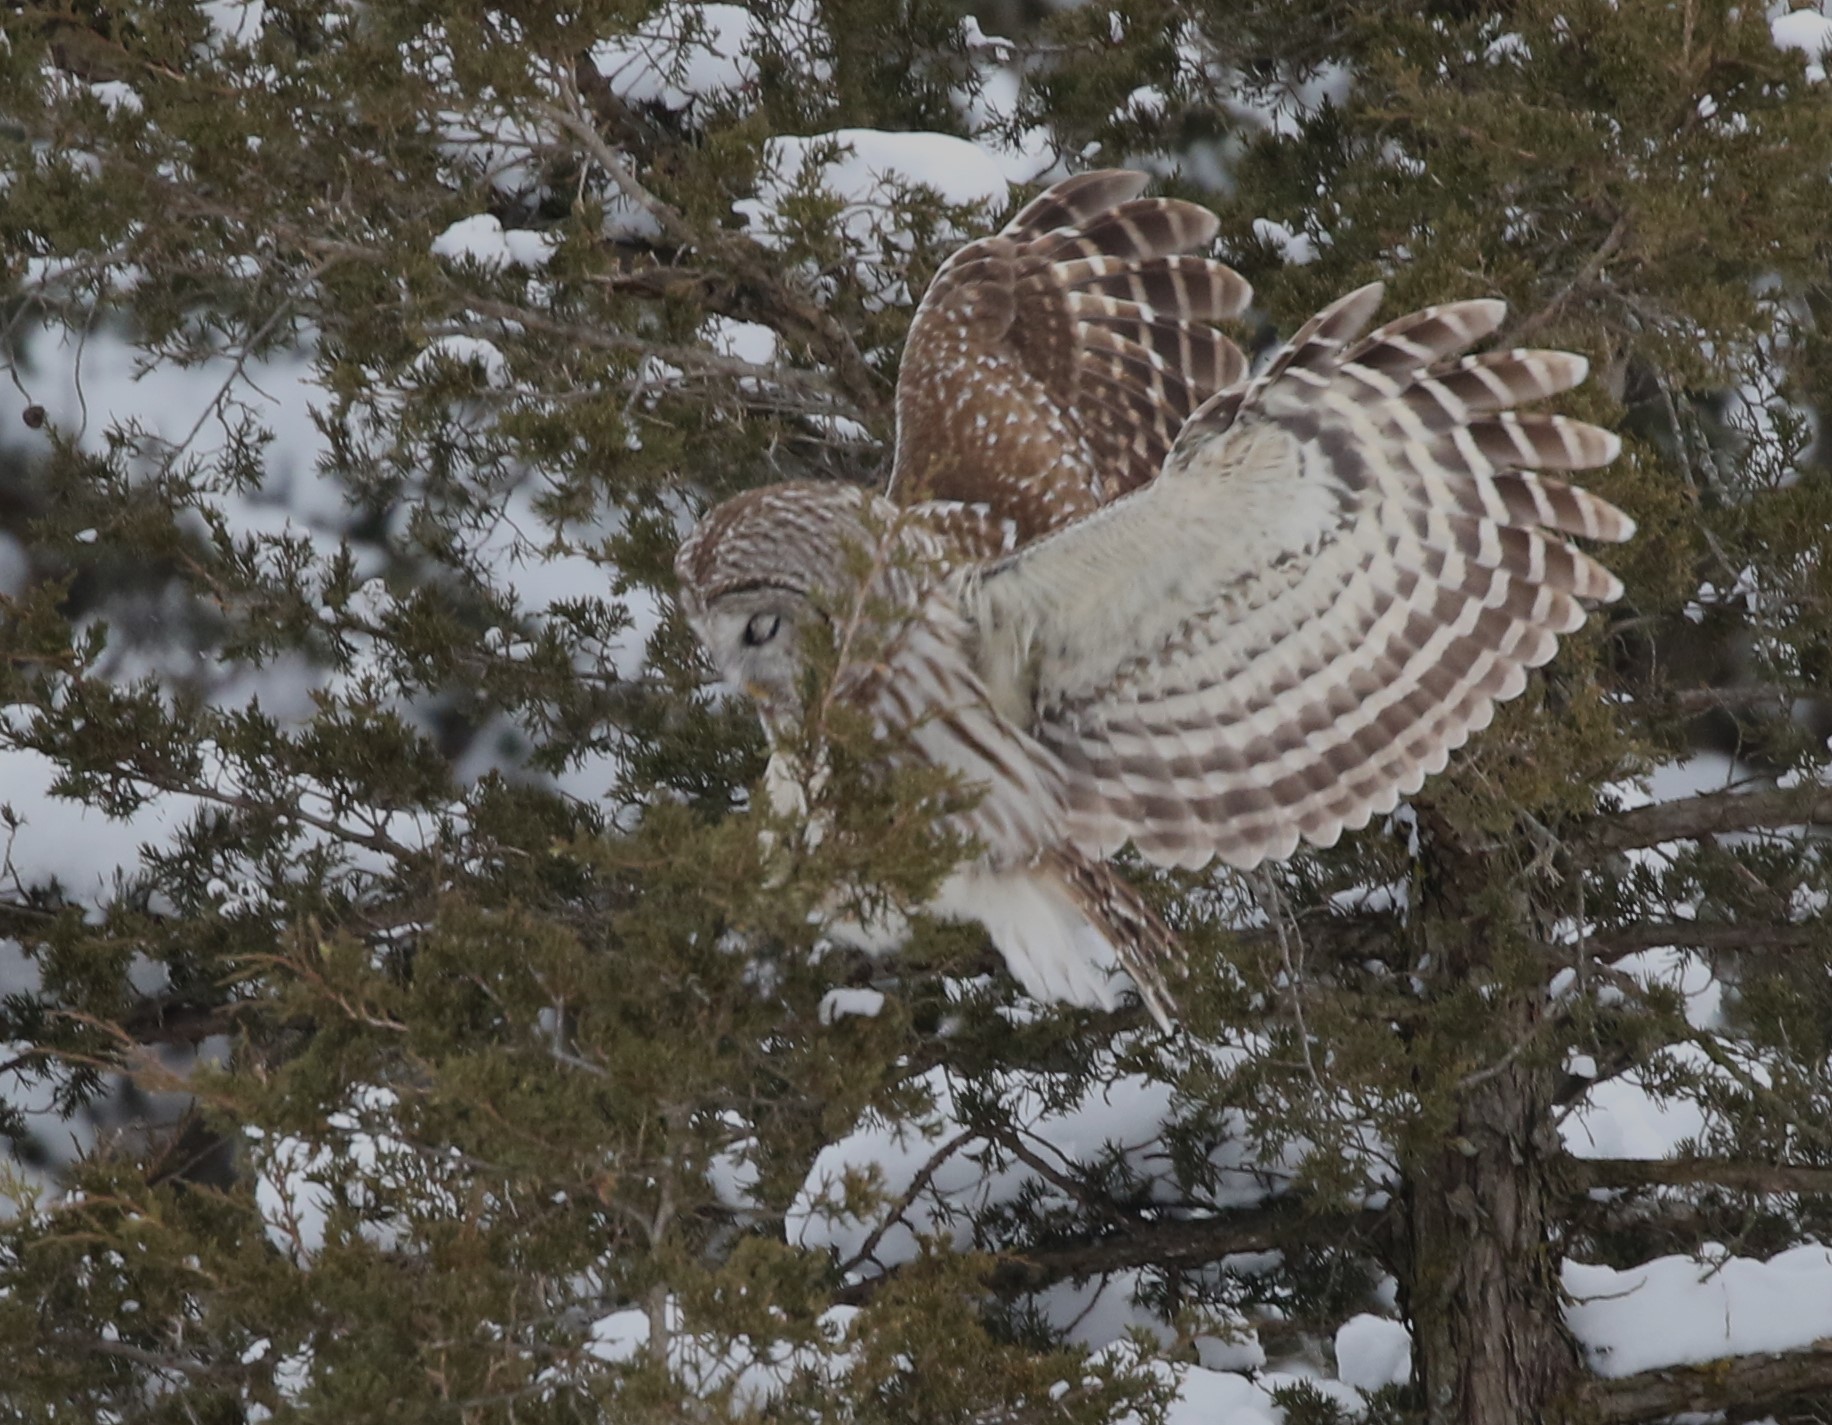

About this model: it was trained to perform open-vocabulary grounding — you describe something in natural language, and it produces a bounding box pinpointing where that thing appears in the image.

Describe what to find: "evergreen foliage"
[2,2,1831,1421]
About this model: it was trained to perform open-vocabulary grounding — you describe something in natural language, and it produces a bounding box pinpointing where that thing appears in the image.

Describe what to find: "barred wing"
[890,170,1250,541]
[970,284,1635,870]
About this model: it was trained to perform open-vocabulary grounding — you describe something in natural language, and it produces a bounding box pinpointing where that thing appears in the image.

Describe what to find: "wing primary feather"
[1034,200,1222,265]
[1005,170,1151,236]
[978,276,1633,876]
[1052,254,1252,320]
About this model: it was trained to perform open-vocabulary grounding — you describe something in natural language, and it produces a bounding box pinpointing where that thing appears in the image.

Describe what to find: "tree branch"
[831,1198,1387,1306]
[546,60,887,418]
[1585,786,1832,853]
[1511,211,1630,342]
[115,993,260,1048]
[983,1199,1388,1293]
[1666,683,1820,716]
[1570,1156,1832,1196]
[1577,920,1826,961]
[1582,1342,1832,1423]
[832,1127,977,1283]
[449,296,869,420]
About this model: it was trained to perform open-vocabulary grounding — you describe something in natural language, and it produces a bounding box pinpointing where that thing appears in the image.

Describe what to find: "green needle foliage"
[2,3,1831,1423]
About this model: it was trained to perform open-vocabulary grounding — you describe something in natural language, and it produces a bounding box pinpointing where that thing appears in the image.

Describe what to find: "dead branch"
[983,1199,1389,1292]
[1666,684,1819,716]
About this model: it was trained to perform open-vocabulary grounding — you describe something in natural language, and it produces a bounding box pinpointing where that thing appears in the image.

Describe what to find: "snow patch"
[591,4,760,109]
[1772,6,1832,82]
[1251,216,1319,266]
[704,317,780,367]
[412,334,511,387]
[1561,1053,1710,1162]
[90,82,143,116]
[1105,1346,1370,1425]
[1568,1245,1832,1377]
[585,1299,859,1405]
[817,987,885,1024]
[0,746,205,909]
[739,130,1009,306]
[250,1086,424,1262]
[431,214,559,270]
[1335,1313,1411,1391]
[200,0,267,47]
[788,1048,1298,1287]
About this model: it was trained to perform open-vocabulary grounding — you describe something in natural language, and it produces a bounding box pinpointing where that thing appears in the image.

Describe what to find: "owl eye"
[742,612,782,647]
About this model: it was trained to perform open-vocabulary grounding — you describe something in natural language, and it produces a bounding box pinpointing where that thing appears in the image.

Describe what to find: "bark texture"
[1408,1050,1579,1425]
[1408,818,1582,1425]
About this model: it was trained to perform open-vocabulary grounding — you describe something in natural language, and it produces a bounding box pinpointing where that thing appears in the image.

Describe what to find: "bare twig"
[150,255,332,481]
[539,71,700,249]
[444,297,868,418]
[1255,871,1329,1100]
[981,1199,1386,1293]
[1512,213,1631,342]
[833,1127,977,1282]
[540,60,885,415]
[1666,683,1819,716]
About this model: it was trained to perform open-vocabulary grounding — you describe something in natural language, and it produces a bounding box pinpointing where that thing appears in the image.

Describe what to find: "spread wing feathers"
[890,170,1251,540]
[972,282,1634,871]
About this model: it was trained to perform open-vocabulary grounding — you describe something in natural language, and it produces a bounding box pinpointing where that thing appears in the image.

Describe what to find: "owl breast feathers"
[674,169,1633,1029]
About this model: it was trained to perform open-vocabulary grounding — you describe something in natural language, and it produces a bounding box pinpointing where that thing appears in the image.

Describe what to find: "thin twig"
[834,1126,976,1281]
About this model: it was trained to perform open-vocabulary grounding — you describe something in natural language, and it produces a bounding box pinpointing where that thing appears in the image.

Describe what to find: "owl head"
[674,481,919,717]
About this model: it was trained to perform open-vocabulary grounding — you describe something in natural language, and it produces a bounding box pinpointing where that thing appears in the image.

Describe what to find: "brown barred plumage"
[889,169,1250,541]
[675,481,1182,1024]
[972,282,1633,872]
[674,172,1633,1027]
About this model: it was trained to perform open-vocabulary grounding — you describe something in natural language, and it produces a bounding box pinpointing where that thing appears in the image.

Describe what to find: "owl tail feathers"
[1044,849,1184,1031]
[944,850,1183,1031]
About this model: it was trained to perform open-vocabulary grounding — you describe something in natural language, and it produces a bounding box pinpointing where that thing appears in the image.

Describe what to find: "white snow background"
[4,3,1832,1419]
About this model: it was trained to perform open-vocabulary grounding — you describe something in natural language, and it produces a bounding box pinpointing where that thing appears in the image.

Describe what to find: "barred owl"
[674,170,1633,1027]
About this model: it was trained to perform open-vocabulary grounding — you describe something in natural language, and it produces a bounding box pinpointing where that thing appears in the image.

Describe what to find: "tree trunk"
[1406,813,1583,1424]
[1407,1042,1580,1425]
